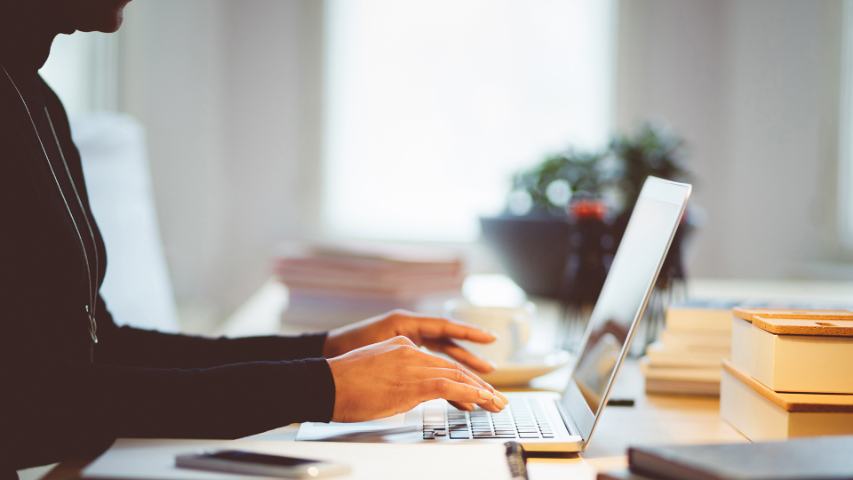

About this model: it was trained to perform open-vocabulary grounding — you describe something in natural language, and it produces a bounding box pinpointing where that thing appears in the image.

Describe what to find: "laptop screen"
[564,178,690,424]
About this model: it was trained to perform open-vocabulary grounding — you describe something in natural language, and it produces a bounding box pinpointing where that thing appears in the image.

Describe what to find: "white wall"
[116,0,849,330]
[219,0,326,319]
[615,0,845,279]
[119,0,324,327]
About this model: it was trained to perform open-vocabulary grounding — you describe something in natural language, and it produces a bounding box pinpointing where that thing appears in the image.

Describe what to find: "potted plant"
[609,123,694,290]
[480,122,696,349]
[479,149,608,300]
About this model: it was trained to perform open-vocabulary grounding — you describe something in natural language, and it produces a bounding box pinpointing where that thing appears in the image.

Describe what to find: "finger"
[413,367,487,392]
[449,401,474,412]
[413,316,497,344]
[413,358,509,408]
[415,378,502,412]
[413,351,508,406]
[422,338,495,374]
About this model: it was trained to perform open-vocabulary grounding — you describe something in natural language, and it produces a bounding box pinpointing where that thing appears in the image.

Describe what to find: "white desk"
[214,275,853,478]
[44,276,853,479]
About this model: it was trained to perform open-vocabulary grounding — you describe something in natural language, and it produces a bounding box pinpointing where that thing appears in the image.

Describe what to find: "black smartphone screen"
[205,450,320,467]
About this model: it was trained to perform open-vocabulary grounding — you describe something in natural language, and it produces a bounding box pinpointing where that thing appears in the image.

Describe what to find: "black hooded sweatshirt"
[0,3,334,473]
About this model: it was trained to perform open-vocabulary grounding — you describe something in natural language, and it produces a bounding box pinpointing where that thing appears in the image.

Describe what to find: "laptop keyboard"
[422,398,556,440]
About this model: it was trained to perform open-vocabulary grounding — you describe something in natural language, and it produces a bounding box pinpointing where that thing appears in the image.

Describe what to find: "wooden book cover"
[733,308,853,336]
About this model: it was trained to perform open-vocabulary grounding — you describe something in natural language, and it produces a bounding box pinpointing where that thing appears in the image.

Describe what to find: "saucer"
[481,350,573,387]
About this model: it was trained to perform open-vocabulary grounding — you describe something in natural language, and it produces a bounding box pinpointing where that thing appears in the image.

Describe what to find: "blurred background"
[41,0,853,334]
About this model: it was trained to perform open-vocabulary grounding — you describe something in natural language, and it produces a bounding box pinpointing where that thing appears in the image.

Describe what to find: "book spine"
[627,449,723,480]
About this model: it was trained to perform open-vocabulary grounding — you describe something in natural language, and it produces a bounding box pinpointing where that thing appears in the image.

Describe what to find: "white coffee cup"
[445,300,534,365]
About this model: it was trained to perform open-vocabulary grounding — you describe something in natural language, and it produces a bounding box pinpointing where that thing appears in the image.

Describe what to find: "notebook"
[626,435,853,480]
[82,438,522,480]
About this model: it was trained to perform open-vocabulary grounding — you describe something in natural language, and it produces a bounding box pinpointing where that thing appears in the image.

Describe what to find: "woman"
[0,0,505,472]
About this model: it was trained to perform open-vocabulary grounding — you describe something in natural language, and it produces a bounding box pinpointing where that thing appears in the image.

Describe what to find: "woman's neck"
[0,3,62,73]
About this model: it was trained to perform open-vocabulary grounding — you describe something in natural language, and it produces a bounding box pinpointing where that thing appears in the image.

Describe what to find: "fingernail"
[493,395,507,409]
[478,389,495,401]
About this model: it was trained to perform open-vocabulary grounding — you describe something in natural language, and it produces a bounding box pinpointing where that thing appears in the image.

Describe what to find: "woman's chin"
[76,13,123,33]
[74,0,130,33]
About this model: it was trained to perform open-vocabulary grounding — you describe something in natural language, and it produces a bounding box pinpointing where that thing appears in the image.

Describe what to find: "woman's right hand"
[327,335,507,422]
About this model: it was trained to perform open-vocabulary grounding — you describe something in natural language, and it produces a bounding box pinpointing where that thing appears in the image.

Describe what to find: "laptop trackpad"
[297,411,419,442]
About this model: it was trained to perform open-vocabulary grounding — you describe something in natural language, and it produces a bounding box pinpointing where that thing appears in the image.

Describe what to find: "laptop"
[298,176,691,453]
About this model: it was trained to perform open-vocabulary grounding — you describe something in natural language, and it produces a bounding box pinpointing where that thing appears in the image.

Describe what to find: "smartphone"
[176,449,350,478]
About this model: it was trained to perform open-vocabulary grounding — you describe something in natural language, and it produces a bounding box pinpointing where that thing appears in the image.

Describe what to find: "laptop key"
[449,432,471,439]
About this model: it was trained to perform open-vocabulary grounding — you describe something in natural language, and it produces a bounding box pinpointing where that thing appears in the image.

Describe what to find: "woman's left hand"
[323,310,496,374]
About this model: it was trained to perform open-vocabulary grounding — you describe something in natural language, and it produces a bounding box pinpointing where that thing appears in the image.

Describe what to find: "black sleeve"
[5,357,336,470]
[94,297,329,369]
[0,69,338,473]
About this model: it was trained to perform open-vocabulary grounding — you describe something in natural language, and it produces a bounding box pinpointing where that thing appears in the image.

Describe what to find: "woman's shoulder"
[36,73,73,124]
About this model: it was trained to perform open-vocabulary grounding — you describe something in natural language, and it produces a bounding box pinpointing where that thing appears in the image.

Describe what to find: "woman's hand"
[327,336,507,422]
[323,310,496,374]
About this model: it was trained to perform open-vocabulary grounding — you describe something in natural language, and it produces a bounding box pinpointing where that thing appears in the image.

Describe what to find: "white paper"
[82,438,513,480]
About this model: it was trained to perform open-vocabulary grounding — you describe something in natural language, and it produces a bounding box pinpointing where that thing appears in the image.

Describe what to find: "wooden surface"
[733,307,853,321]
[734,307,853,336]
[753,316,853,337]
[722,360,853,413]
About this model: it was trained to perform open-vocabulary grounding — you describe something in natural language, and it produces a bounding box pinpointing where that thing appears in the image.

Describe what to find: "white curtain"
[839,0,853,248]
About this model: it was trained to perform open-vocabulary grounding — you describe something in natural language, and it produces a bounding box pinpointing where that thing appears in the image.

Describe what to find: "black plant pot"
[480,210,695,302]
[479,215,573,299]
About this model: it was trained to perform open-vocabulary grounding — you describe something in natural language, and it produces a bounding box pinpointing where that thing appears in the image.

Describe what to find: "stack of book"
[273,242,466,330]
[641,300,739,396]
[721,307,853,440]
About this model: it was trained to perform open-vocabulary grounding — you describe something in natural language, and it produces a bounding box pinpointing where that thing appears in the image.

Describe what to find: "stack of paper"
[641,300,737,396]
[274,242,465,329]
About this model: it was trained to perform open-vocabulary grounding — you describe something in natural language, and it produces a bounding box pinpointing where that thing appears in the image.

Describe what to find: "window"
[323,0,616,242]
[840,0,853,249]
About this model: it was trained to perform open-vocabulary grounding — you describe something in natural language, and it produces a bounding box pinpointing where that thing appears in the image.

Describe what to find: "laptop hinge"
[554,398,582,440]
